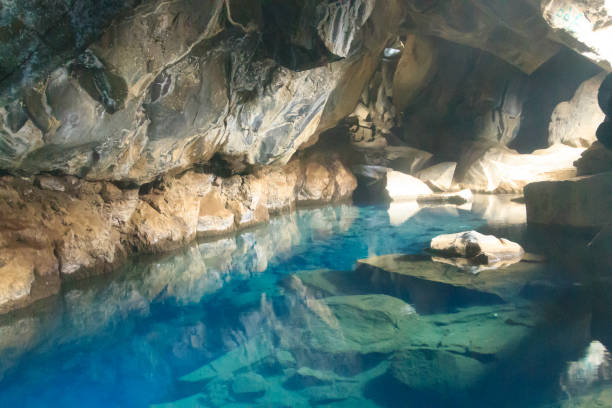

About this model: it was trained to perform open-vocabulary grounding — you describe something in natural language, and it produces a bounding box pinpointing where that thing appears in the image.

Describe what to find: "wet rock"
[231,373,268,399]
[0,154,357,313]
[391,349,487,395]
[357,254,549,300]
[548,72,607,147]
[524,172,612,227]
[430,231,524,266]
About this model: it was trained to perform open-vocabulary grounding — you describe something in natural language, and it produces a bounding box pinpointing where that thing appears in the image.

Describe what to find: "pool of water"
[0,198,611,407]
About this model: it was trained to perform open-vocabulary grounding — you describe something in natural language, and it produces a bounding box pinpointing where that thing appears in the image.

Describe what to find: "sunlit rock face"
[0,152,357,313]
[549,72,607,147]
[542,0,612,70]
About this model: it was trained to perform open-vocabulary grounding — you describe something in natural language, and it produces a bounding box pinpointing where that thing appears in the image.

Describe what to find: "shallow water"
[0,198,611,407]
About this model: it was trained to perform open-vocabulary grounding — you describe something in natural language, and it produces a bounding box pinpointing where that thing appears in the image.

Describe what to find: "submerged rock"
[430,231,525,266]
[357,254,549,300]
[231,373,268,399]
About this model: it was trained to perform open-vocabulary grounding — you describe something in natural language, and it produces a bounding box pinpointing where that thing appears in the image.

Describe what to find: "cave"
[1,0,612,406]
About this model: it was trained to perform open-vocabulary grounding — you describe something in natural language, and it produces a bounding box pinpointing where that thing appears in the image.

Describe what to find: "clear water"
[0,199,611,408]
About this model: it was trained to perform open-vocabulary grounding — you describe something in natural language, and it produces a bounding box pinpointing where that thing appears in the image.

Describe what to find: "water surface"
[0,198,611,407]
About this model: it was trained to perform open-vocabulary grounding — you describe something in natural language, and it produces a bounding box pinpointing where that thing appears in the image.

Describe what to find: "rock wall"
[0,152,356,313]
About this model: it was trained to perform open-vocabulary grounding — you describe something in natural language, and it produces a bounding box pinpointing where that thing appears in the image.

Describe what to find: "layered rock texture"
[0,152,356,312]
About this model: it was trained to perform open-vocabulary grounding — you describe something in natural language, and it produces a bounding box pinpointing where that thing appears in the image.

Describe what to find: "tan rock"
[197,191,235,237]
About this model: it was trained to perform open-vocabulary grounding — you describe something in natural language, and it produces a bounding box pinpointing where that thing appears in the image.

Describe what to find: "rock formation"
[0,152,356,313]
[1,0,612,315]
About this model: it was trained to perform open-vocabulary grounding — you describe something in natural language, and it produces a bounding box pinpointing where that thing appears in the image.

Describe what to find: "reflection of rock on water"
[561,341,612,396]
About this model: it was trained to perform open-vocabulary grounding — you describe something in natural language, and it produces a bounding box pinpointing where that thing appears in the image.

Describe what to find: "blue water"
[0,202,611,407]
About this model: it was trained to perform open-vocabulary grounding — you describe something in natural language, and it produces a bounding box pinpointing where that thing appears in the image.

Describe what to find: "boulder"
[231,373,268,399]
[524,172,612,227]
[385,171,433,201]
[548,72,607,147]
[430,231,524,266]
[416,162,457,191]
[574,141,612,176]
[455,141,584,193]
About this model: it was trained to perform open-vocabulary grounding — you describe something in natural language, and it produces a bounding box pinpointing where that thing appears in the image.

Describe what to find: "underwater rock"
[391,348,487,395]
[525,171,612,227]
[231,373,268,399]
[430,231,525,266]
[357,254,549,300]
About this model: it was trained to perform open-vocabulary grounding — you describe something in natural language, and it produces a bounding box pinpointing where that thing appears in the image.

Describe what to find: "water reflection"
[0,203,610,407]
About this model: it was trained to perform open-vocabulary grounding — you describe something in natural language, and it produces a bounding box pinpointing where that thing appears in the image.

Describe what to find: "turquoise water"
[0,200,611,407]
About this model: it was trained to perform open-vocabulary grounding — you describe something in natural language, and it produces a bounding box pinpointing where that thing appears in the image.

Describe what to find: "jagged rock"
[574,141,612,176]
[548,72,607,147]
[430,231,524,266]
[525,172,612,227]
[316,0,376,58]
[0,154,357,313]
[385,170,433,201]
[416,162,457,191]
